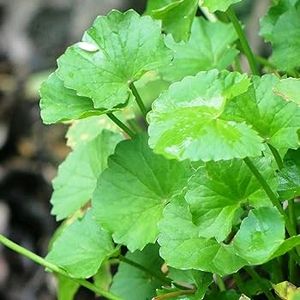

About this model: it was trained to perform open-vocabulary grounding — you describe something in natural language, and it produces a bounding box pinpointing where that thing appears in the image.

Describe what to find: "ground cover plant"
[1,0,300,299]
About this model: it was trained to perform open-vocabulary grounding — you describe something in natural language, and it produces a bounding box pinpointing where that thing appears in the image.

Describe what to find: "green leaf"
[51,130,122,220]
[274,78,300,106]
[232,207,285,265]
[270,236,300,259]
[199,0,242,12]
[273,281,300,300]
[148,70,264,162]
[111,244,165,300]
[93,262,113,292]
[40,73,105,124]
[66,116,120,149]
[260,3,300,72]
[56,274,80,300]
[158,195,246,275]
[57,10,172,109]
[206,290,240,300]
[46,210,115,278]
[278,149,300,199]
[92,134,191,251]
[225,74,300,152]
[185,157,276,242]
[145,0,198,42]
[160,17,238,82]
[260,0,299,42]
[166,269,212,299]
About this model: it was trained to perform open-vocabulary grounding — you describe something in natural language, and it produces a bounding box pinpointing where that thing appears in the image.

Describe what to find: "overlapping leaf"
[148,70,264,162]
[111,244,165,300]
[274,78,300,106]
[260,0,298,41]
[66,116,120,149]
[56,275,79,300]
[199,0,242,12]
[158,195,247,275]
[57,10,172,109]
[92,134,191,251]
[232,207,285,264]
[260,1,300,72]
[164,269,212,299]
[160,17,238,82]
[46,210,115,278]
[40,73,105,124]
[146,0,198,41]
[278,149,300,199]
[185,157,276,242]
[51,130,122,220]
[225,74,300,152]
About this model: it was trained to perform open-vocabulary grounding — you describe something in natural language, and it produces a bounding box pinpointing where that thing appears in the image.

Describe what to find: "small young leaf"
[160,17,238,82]
[145,0,198,42]
[199,0,242,12]
[185,157,276,242]
[158,195,247,275]
[225,74,300,152]
[232,207,285,265]
[111,244,165,300]
[46,210,115,278]
[51,130,122,220]
[92,134,191,251]
[57,10,172,109]
[273,281,300,300]
[40,73,104,124]
[148,70,264,162]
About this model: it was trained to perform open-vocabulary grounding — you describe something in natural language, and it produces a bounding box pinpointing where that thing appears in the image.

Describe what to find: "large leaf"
[225,74,300,152]
[158,195,247,275]
[92,134,191,251]
[46,210,115,278]
[232,207,285,264]
[40,73,105,124]
[185,157,276,242]
[260,3,300,72]
[111,244,165,300]
[145,0,198,41]
[148,70,264,162]
[57,10,172,109]
[199,0,242,12]
[51,130,122,220]
[278,148,300,199]
[160,17,238,82]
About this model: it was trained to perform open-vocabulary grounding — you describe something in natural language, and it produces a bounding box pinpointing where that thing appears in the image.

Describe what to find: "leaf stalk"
[226,7,259,75]
[0,235,122,300]
[107,113,136,138]
[129,82,148,118]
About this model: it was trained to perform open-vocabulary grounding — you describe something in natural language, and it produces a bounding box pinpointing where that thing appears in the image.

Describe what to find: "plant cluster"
[1,0,300,299]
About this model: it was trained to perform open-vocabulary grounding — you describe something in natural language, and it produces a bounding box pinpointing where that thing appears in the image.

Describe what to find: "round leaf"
[148,70,264,162]
[57,10,172,109]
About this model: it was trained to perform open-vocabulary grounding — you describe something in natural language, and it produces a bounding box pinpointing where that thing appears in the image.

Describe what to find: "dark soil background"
[0,0,269,299]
